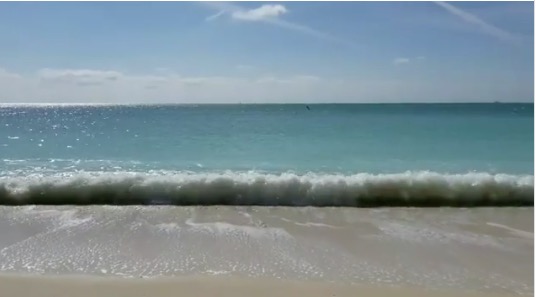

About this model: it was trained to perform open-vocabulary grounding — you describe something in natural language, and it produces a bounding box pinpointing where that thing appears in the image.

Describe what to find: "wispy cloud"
[0,68,21,79]
[202,2,358,48]
[0,67,532,104]
[205,10,226,22]
[38,69,122,86]
[393,58,410,65]
[434,1,519,43]
[393,56,428,65]
[232,4,288,21]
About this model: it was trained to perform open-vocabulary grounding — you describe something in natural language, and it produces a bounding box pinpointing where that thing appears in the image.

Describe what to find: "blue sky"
[0,1,533,103]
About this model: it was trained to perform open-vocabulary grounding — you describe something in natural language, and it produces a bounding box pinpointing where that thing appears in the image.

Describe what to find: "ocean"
[0,103,533,206]
[0,103,533,295]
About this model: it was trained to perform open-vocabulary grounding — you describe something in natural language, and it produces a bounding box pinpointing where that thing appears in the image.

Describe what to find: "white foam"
[155,223,181,233]
[294,222,340,228]
[486,222,533,239]
[185,218,291,238]
[0,170,532,206]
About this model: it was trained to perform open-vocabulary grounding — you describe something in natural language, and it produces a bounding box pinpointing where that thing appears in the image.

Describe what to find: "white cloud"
[231,4,288,21]
[202,2,357,48]
[140,75,170,89]
[0,68,21,79]
[434,1,519,43]
[0,67,531,104]
[38,69,122,86]
[393,58,410,65]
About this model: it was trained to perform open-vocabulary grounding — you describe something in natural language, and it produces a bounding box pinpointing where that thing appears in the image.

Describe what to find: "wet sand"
[0,206,533,296]
[0,274,523,297]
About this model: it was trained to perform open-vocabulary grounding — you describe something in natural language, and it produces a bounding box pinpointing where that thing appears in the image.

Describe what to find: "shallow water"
[0,206,532,295]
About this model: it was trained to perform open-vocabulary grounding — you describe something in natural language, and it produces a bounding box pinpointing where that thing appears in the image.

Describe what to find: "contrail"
[201,2,359,49]
[205,10,226,22]
[434,1,518,43]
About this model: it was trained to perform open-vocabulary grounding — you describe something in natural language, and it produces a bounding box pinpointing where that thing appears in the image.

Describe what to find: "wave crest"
[0,171,533,207]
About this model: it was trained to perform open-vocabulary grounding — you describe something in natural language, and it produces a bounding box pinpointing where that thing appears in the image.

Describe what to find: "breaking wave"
[0,171,532,207]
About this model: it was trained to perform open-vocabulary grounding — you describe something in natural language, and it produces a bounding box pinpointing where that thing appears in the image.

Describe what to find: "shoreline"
[1,206,531,295]
[0,273,522,297]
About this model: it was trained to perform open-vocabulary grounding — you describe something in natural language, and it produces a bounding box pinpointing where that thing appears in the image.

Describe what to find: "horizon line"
[0,101,531,107]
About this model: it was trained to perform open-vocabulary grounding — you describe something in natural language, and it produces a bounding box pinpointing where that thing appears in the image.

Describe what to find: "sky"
[0,1,533,104]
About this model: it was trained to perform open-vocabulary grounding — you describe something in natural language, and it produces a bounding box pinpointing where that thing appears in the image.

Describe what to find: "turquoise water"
[0,103,533,206]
